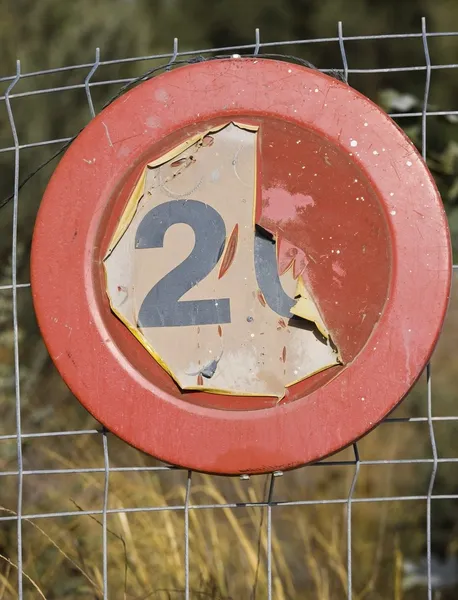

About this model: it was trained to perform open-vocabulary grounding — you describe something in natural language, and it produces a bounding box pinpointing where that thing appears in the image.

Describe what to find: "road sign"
[31,58,451,474]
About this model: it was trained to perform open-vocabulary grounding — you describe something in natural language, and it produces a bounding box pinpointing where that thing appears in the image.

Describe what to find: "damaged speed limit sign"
[31,58,451,474]
[104,122,340,398]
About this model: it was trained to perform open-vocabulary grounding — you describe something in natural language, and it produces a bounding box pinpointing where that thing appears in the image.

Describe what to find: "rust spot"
[66,350,76,367]
[277,238,300,275]
[257,290,267,307]
[278,318,287,329]
[202,135,214,147]
[197,374,204,386]
[218,224,239,279]
[282,346,287,363]
[171,157,188,168]
[171,156,196,169]
[278,257,295,276]
[218,325,223,337]
[293,257,305,280]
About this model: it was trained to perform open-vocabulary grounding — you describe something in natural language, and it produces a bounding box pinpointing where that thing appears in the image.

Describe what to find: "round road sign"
[31,58,451,474]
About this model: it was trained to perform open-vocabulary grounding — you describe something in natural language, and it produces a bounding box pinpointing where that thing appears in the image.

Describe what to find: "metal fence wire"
[0,17,458,600]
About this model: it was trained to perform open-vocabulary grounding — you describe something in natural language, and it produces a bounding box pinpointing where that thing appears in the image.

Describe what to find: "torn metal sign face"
[104,123,340,398]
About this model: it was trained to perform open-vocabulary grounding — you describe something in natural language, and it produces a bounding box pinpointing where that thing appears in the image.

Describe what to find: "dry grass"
[0,409,438,599]
[0,256,457,599]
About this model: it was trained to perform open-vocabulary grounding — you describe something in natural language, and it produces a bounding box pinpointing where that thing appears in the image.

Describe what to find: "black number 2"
[135,199,294,328]
[135,200,231,327]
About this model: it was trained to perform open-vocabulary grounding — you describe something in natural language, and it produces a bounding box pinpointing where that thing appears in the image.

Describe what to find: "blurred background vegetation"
[0,0,457,598]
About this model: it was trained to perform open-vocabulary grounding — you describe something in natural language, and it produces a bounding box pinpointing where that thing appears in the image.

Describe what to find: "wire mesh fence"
[0,17,458,600]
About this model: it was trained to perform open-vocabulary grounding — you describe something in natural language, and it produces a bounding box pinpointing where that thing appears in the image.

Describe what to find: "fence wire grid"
[1,17,458,600]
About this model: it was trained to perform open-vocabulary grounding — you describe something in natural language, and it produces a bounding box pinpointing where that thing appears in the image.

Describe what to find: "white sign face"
[104,123,340,398]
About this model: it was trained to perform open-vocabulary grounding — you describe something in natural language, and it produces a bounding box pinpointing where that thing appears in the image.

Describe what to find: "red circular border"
[31,59,451,474]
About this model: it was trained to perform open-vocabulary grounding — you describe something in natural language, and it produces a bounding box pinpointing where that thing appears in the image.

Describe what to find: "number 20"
[135,199,294,327]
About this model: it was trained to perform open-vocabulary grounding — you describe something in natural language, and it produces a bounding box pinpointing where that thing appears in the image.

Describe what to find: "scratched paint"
[218,223,239,279]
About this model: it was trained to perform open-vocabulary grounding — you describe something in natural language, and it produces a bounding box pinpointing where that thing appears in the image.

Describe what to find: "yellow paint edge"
[102,264,177,379]
[104,169,147,259]
[290,275,330,339]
